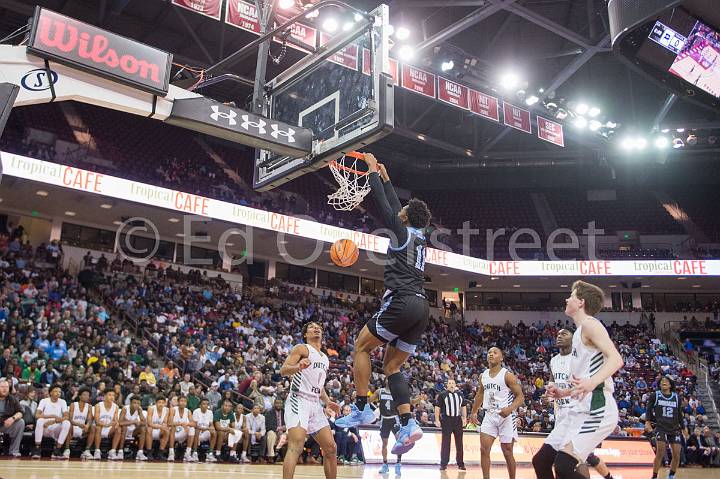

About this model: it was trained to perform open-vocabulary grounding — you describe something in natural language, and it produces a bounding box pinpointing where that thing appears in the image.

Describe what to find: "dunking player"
[369,383,403,475]
[334,153,432,456]
[646,376,684,479]
[280,322,340,479]
[533,329,615,479]
[546,280,624,479]
[470,347,524,479]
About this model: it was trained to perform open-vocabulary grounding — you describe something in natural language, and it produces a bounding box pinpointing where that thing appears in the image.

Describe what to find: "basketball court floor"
[1,461,716,479]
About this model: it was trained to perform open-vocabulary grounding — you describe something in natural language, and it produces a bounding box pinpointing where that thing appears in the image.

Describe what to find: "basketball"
[330,239,359,267]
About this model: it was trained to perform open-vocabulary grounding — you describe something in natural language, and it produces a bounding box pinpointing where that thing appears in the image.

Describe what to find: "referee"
[434,378,467,471]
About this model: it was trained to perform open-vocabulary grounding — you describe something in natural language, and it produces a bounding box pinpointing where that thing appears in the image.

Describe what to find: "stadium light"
[353,13,364,22]
[342,22,354,31]
[575,103,589,115]
[687,134,697,146]
[278,0,295,9]
[672,138,685,149]
[605,121,617,128]
[676,128,685,133]
[573,117,588,129]
[555,108,568,120]
[588,106,601,117]
[322,18,339,33]
[398,44,415,61]
[395,27,410,40]
[654,136,669,149]
[441,60,454,72]
[588,120,602,131]
[634,137,647,149]
[387,24,395,36]
[525,95,539,106]
[500,72,520,90]
[661,128,670,133]
[621,137,634,150]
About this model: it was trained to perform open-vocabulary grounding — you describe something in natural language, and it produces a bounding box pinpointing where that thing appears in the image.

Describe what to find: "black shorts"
[656,430,682,444]
[380,417,401,439]
[367,292,429,354]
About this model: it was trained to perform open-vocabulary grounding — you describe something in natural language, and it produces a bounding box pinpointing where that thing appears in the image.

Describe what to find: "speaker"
[0,83,20,184]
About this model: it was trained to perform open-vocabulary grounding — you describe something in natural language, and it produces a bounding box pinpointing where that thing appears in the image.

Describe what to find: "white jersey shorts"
[556,389,618,461]
[173,426,192,443]
[285,393,329,435]
[72,425,87,438]
[545,408,572,450]
[480,411,518,443]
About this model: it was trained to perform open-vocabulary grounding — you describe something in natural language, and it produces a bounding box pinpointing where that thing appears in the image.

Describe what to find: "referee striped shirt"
[439,391,464,417]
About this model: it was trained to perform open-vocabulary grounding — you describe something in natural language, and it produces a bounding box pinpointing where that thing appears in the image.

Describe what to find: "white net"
[327,154,371,211]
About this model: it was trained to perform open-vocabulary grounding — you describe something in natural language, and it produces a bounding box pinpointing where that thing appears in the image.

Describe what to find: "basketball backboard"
[253,4,393,191]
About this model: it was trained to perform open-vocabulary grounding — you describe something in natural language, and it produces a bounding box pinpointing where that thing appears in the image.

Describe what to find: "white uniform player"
[545,351,573,450]
[71,401,91,439]
[193,407,214,444]
[171,407,192,444]
[557,322,618,461]
[169,397,195,462]
[480,367,518,443]
[97,401,118,439]
[285,343,330,435]
[33,388,71,459]
[149,404,169,441]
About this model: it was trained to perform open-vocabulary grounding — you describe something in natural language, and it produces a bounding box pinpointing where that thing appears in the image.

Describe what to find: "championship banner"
[438,76,469,110]
[3,152,720,277]
[401,64,436,98]
[171,0,222,20]
[469,89,500,122]
[362,49,399,85]
[274,14,317,52]
[503,101,532,134]
[225,0,260,34]
[319,32,359,70]
[27,7,172,96]
[360,430,655,466]
[537,115,565,147]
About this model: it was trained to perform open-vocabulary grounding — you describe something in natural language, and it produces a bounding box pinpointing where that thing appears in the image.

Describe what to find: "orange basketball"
[330,239,359,267]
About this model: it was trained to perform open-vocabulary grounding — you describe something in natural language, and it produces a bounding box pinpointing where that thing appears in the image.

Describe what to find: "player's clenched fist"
[298,358,311,370]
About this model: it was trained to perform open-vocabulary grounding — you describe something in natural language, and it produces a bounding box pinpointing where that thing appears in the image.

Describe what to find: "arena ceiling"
[2,0,720,173]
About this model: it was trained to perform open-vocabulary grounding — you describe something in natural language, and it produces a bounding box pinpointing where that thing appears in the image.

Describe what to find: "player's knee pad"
[387,372,410,406]
[554,451,579,479]
[586,453,600,467]
[533,444,557,479]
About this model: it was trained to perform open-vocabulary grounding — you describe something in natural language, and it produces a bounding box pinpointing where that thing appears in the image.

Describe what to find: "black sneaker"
[439,465,447,471]
[52,448,64,459]
[31,447,42,459]
[226,455,240,464]
[458,464,467,471]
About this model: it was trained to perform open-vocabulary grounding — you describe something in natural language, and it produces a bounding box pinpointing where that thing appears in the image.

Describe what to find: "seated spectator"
[0,378,24,457]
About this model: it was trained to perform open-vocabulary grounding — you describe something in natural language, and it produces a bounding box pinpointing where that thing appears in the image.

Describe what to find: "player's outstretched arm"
[500,372,524,418]
[571,320,624,397]
[378,163,402,214]
[280,344,310,377]
[364,154,407,247]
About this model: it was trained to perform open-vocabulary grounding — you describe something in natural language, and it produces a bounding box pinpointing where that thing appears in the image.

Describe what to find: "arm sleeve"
[383,179,402,215]
[369,172,407,247]
[646,394,656,422]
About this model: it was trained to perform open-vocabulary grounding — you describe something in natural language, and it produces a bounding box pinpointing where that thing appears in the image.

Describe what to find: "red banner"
[503,101,532,134]
[468,89,499,122]
[362,49,399,84]
[438,77,469,110]
[225,0,260,34]
[274,14,317,52]
[319,32,359,70]
[537,115,565,147]
[171,0,221,19]
[401,65,436,98]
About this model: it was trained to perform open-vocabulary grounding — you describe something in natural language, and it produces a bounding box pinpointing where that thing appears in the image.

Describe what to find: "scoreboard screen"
[647,21,687,55]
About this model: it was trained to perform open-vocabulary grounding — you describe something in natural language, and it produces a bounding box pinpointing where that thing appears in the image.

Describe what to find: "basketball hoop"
[327,151,371,211]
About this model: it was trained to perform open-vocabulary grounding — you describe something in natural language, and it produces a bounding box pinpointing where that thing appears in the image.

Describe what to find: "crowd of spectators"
[0,234,717,467]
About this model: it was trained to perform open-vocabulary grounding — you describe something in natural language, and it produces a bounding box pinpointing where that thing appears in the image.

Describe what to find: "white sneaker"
[183,450,192,462]
[94,449,102,460]
[190,451,199,462]
[81,450,93,460]
[241,452,249,463]
[63,449,71,459]
[108,449,117,460]
[136,451,148,461]
[168,449,175,461]
[206,452,217,463]
[117,450,124,460]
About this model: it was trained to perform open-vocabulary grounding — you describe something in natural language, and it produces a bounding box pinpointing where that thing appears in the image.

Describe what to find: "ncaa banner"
[225,0,261,34]
[171,0,222,20]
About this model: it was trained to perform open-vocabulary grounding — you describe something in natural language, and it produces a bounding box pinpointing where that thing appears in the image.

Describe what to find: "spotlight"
[278,0,295,8]
[525,95,539,106]
[555,108,568,120]
[353,13,364,22]
[574,117,588,129]
[305,9,320,19]
[441,60,454,72]
[654,136,669,148]
[588,120,602,131]
[661,128,670,133]
[398,44,415,61]
[500,72,520,90]
[605,121,617,128]
[575,103,589,115]
[621,137,634,150]
[588,106,601,117]
[672,138,685,149]
[322,18,338,32]
[676,128,685,133]
[395,27,410,40]
[687,134,697,146]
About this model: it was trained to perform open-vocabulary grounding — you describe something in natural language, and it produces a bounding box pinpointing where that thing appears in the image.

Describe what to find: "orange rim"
[330,156,369,176]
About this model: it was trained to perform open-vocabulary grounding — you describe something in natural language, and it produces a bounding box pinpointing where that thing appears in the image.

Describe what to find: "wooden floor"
[2,460,718,479]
